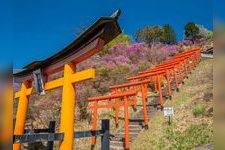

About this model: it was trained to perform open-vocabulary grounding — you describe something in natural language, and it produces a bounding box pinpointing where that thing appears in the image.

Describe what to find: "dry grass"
[131,59,213,150]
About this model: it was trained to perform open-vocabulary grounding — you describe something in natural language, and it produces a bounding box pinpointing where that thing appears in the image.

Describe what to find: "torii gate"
[13,10,122,150]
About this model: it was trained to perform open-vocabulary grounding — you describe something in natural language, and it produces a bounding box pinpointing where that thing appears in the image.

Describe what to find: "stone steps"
[109,99,160,150]
[117,129,142,133]
[110,141,124,147]
[110,145,126,150]
[108,70,189,149]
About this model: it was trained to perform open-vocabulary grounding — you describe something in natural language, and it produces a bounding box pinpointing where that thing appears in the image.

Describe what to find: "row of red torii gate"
[12,10,201,150]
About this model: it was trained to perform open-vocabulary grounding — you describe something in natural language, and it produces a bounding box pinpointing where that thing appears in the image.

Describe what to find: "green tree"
[135,26,164,46]
[184,22,200,44]
[161,24,177,45]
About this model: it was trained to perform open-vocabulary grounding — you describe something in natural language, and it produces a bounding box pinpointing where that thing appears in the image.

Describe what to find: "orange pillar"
[173,69,179,91]
[144,84,149,102]
[13,81,31,150]
[196,52,200,63]
[184,60,189,78]
[191,55,196,68]
[124,96,130,150]
[114,88,119,127]
[141,84,149,128]
[178,65,184,84]
[157,75,164,108]
[154,77,157,92]
[59,63,76,150]
[91,100,98,148]
[166,70,172,99]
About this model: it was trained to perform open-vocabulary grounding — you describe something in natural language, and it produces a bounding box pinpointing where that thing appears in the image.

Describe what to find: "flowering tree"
[76,42,179,104]
[14,40,193,122]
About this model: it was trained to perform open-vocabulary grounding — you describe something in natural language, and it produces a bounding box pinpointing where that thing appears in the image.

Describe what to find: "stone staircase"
[109,96,167,150]
[109,74,185,150]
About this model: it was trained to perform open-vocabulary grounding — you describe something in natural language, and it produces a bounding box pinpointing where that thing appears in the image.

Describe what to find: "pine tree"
[161,24,177,45]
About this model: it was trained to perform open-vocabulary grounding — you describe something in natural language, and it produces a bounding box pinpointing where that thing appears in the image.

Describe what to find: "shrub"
[72,42,186,120]
[192,104,205,117]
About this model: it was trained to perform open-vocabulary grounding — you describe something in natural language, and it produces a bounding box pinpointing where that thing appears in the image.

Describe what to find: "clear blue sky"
[0,0,212,69]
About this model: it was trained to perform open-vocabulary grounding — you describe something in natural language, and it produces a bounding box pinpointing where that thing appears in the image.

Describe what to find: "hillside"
[131,59,213,149]
[13,43,213,150]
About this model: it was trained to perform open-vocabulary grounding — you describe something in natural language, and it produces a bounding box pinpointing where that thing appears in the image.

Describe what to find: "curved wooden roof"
[14,10,122,82]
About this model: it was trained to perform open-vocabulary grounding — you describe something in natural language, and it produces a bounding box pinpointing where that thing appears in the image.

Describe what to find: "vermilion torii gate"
[13,10,122,150]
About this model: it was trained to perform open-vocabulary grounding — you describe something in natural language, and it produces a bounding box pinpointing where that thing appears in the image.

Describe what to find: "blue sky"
[0,0,212,69]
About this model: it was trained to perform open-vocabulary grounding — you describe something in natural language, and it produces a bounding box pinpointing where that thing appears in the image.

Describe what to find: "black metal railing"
[13,119,110,150]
